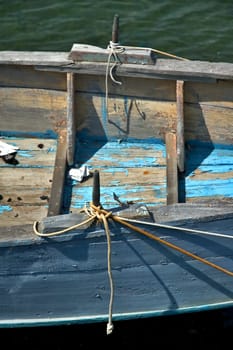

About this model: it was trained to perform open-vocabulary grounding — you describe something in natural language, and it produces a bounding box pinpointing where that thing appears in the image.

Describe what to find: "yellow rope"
[100,211,114,335]
[33,204,115,335]
[91,204,233,278]
[33,214,95,237]
[123,45,189,61]
[33,203,233,334]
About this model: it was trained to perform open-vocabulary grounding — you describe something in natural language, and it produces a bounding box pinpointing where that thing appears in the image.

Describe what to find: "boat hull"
[1,216,233,327]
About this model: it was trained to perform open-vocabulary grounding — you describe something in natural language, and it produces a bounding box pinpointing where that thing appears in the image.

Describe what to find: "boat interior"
[0,57,233,233]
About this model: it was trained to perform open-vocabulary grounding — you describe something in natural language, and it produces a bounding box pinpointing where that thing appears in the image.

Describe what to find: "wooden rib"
[66,72,76,166]
[176,80,185,172]
[47,130,67,216]
[165,132,178,205]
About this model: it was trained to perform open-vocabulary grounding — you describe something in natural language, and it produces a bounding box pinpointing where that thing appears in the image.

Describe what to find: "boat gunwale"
[0,50,232,81]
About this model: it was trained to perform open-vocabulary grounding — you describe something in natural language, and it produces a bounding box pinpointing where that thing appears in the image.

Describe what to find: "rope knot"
[90,203,112,222]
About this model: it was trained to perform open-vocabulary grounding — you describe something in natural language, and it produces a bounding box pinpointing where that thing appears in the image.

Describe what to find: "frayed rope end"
[106,322,114,335]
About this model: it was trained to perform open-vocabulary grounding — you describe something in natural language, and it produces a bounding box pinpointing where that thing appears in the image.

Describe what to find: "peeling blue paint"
[75,139,166,167]
[18,150,33,158]
[69,184,166,209]
[0,205,12,214]
[0,130,57,139]
[185,178,233,198]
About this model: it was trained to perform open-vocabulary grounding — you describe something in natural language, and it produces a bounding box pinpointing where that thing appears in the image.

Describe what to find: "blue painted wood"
[0,217,233,327]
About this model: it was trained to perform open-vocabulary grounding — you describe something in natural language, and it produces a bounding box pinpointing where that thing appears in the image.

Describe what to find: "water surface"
[0,0,232,62]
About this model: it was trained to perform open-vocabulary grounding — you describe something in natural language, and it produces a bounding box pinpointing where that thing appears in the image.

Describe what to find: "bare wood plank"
[74,74,176,101]
[36,59,233,81]
[0,65,66,91]
[0,167,53,195]
[185,80,233,106]
[68,44,156,64]
[0,205,48,227]
[0,87,66,134]
[0,138,56,151]
[76,94,233,144]
[184,104,233,144]
[176,80,185,172]
[76,96,177,140]
[0,51,232,80]
[165,132,178,204]
[0,187,51,205]
[0,51,71,66]
[47,130,67,216]
[66,72,76,166]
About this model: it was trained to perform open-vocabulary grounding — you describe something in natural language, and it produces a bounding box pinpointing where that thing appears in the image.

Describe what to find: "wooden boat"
[0,17,233,333]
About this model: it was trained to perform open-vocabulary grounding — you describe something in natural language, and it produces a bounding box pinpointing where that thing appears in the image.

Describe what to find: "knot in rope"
[106,40,123,85]
[88,204,113,222]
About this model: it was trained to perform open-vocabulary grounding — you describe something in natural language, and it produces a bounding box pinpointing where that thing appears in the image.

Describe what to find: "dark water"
[1,0,233,347]
[0,0,233,62]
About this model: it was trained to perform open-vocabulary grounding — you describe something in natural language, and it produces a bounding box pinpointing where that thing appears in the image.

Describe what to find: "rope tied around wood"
[33,203,115,335]
[33,202,233,334]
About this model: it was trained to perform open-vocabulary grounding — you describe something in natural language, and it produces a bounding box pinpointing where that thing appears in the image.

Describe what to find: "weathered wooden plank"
[47,131,67,217]
[150,202,233,224]
[0,138,56,189]
[0,51,71,66]
[0,65,66,91]
[0,136,55,225]
[0,150,56,168]
[67,139,167,209]
[67,170,166,209]
[184,104,233,144]
[76,95,177,140]
[74,94,233,144]
[0,51,232,80]
[36,60,233,81]
[66,72,76,166]
[74,140,166,166]
[0,205,48,227]
[0,75,232,144]
[176,80,185,172]
[68,44,156,65]
[99,167,166,184]
[165,132,178,204]
[0,87,66,135]
[0,138,56,150]
[0,188,51,207]
[69,185,166,210]
[185,80,233,106]
[0,167,54,189]
[0,66,232,108]
[73,74,176,101]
